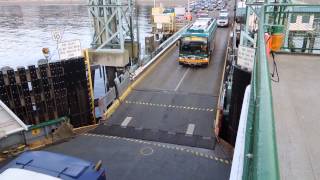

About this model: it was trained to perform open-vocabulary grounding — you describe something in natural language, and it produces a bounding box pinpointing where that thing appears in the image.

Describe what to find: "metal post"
[88,0,135,52]
[136,3,140,63]
[85,49,96,124]
[129,0,135,64]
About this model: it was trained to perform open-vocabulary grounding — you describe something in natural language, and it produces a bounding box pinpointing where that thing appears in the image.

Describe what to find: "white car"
[217,12,229,27]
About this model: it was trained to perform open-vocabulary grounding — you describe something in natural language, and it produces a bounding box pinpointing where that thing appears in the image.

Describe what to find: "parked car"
[220,9,228,13]
[197,12,209,18]
[0,151,106,180]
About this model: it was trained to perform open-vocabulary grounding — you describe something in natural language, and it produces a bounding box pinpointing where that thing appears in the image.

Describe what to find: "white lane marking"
[186,124,195,135]
[121,117,132,127]
[175,68,189,91]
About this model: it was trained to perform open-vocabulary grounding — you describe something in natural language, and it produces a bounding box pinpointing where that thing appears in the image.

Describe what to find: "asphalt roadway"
[42,26,232,180]
[0,10,232,180]
[98,27,230,148]
[45,134,231,180]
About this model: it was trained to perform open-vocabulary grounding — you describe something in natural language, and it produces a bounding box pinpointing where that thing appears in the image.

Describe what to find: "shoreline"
[0,0,188,6]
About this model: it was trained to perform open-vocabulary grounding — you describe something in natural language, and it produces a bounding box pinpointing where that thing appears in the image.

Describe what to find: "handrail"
[242,6,280,180]
[140,24,190,65]
[132,24,190,79]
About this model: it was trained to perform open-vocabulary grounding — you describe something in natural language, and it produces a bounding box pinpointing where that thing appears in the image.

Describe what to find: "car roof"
[2,151,93,179]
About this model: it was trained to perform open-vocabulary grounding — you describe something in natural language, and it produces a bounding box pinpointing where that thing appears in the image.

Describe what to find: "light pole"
[154,0,156,7]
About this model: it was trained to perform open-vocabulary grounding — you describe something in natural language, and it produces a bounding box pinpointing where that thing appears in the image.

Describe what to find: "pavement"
[272,54,320,180]
[100,27,230,149]
[0,7,233,180]
[44,134,231,180]
[44,16,232,180]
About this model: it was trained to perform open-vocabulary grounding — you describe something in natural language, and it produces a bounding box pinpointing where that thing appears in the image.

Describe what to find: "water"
[0,4,152,68]
[0,5,90,67]
[0,4,152,99]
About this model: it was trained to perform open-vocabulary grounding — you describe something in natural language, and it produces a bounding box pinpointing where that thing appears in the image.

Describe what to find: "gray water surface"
[0,4,152,99]
[0,4,152,67]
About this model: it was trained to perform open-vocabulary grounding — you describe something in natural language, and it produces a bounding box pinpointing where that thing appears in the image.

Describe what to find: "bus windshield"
[218,15,228,20]
[180,38,208,55]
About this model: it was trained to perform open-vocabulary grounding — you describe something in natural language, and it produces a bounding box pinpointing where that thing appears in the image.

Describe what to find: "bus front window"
[180,41,208,55]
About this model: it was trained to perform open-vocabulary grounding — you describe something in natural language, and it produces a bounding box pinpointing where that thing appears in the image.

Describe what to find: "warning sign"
[237,45,256,71]
[57,39,82,60]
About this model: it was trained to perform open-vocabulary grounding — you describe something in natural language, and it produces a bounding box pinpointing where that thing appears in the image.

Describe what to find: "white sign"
[237,45,255,71]
[52,30,62,42]
[57,39,82,60]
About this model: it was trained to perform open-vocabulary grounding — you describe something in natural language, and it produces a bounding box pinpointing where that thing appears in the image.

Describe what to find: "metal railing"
[132,24,190,79]
[242,5,280,180]
[265,4,320,54]
[139,24,190,66]
[241,3,320,180]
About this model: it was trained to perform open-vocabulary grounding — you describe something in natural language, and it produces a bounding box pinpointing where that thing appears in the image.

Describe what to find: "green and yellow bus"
[178,18,217,66]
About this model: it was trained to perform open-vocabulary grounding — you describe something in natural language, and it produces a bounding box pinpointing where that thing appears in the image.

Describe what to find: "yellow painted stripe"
[83,133,231,165]
[104,99,120,119]
[84,49,96,123]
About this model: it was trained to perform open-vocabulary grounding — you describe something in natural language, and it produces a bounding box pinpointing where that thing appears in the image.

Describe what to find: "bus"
[178,17,217,66]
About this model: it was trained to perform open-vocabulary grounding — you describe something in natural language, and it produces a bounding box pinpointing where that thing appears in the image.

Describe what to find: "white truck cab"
[217,12,229,27]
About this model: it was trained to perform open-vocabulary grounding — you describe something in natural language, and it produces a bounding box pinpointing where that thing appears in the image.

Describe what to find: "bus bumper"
[178,59,209,66]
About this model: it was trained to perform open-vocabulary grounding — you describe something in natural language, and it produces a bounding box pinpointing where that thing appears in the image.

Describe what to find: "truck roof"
[0,151,103,180]
[0,168,62,180]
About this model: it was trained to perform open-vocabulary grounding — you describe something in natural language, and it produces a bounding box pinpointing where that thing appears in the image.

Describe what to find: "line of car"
[187,0,230,27]
[188,0,227,12]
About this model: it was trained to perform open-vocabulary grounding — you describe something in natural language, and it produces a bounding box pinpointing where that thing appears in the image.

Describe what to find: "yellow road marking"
[83,133,230,165]
[125,101,214,112]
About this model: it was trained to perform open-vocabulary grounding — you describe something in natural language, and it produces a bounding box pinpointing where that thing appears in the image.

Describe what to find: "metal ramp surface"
[91,124,216,149]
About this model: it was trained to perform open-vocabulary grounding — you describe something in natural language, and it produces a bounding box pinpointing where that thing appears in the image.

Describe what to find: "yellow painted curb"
[214,27,231,137]
[103,43,177,119]
[73,124,99,134]
[105,99,120,119]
